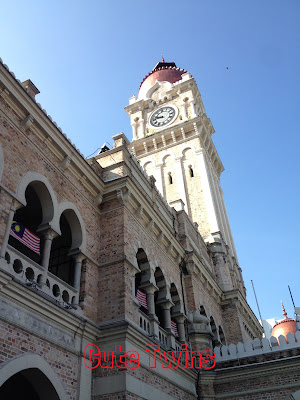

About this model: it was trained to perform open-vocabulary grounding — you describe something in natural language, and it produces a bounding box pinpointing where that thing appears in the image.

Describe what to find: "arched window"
[168,172,173,184]
[154,267,167,329]
[170,283,181,314]
[200,305,207,317]
[48,209,83,287]
[170,283,181,338]
[8,185,43,264]
[210,316,220,347]
[135,248,151,314]
[219,326,226,346]
[188,165,194,177]
[49,213,74,286]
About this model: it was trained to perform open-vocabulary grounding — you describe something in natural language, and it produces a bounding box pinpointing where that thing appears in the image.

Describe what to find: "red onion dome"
[139,60,189,96]
[271,302,297,342]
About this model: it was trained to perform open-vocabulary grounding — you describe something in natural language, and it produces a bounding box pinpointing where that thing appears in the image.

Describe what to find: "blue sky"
[1,0,299,323]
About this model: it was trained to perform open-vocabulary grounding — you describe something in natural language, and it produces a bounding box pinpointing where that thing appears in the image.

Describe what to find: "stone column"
[72,252,85,305]
[0,200,22,258]
[174,314,186,342]
[39,229,58,286]
[142,283,159,338]
[161,301,173,332]
[144,284,158,318]
[139,118,145,138]
[131,121,137,140]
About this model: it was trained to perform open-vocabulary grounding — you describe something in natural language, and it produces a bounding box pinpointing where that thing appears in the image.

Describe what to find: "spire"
[161,53,165,62]
[281,300,288,319]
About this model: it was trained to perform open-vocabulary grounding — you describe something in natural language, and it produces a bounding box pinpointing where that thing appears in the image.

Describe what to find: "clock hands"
[150,106,176,128]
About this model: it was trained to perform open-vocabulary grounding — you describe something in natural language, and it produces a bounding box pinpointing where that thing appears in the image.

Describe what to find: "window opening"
[188,165,194,177]
[8,185,42,264]
[49,213,74,286]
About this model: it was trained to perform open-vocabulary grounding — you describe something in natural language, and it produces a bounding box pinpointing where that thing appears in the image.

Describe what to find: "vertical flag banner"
[136,289,148,309]
[10,221,40,255]
[171,320,179,337]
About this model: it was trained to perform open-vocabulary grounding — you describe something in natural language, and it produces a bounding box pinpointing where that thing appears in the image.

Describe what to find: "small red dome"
[271,302,297,341]
[139,61,188,96]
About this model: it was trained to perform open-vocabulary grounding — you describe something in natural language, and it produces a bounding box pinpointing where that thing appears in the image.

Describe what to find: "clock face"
[149,106,177,128]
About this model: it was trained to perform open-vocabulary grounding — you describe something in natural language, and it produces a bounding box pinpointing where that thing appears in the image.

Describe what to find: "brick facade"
[0,58,299,400]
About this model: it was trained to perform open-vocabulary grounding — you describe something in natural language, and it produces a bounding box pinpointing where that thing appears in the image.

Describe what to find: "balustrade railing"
[1,245,81,313]
[139,310,151,335]
[158,326,168,347]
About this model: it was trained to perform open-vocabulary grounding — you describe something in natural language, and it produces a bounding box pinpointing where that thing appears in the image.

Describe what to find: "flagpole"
[288,285,296,310]
[251,280,265,336]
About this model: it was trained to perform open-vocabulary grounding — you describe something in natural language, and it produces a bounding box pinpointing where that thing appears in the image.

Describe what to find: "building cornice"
[0,60,105,201]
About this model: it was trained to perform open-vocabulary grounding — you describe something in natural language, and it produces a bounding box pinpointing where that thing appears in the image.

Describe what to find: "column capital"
[38,227,59,241]
[173,313,187,323]
[69,249,86,262]
[159,299,174,310]
[141,282,158,294]
[155,163,163,168]
[10,198,24,212]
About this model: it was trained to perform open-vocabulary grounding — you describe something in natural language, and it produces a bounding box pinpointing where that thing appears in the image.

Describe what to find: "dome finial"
[161,53,165,62]
[281,300,288,319]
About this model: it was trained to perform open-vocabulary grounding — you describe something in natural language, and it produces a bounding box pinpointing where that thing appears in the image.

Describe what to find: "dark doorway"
[0,368,61,400]
[0,371,39,399]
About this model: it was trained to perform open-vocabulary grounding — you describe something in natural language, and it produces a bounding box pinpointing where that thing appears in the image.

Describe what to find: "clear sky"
[1,0,299,324]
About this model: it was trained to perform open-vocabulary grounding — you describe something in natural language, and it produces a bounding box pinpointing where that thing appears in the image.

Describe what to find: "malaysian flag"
[10,221,40,255]
[136,289,148,309]
[171,320,179,337]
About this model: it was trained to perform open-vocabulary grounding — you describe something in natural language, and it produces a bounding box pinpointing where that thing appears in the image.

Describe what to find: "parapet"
[214,331,300,363]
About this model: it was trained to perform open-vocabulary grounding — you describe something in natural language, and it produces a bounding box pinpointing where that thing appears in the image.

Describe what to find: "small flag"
[171,320,179,337]
[136,289,148,309]
[10,221,40,255]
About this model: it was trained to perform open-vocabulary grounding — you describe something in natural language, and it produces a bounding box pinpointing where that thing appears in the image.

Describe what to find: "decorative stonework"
[0,297,75,349]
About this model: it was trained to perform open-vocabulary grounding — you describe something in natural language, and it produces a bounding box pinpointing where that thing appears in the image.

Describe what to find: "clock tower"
[125,60,245,296]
